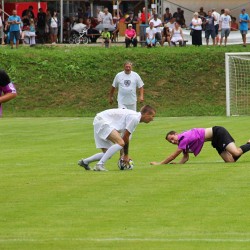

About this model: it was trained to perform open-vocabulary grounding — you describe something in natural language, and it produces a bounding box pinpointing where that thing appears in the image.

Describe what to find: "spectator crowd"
[0,5,249,48]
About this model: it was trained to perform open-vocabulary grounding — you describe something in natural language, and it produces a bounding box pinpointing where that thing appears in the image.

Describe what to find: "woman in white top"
[170,22,184,46]
[191,12,202,46]
[49,10,58,44]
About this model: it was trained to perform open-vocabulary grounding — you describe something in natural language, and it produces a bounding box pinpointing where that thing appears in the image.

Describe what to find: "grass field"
[1,116,250,250]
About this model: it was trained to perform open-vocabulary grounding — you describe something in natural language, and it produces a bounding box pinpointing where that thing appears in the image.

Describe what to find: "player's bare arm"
[0,92,17,103]
[150,148,183,165]
[139,86,144,103]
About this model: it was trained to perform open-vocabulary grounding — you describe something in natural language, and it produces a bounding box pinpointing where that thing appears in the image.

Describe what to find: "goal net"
[225,53,250,116]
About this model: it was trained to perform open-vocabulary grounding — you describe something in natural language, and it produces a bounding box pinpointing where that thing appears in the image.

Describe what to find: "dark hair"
[165,131,176,140]
[0,69,11,87]
[165,7,169,11]
[140,105,156,115]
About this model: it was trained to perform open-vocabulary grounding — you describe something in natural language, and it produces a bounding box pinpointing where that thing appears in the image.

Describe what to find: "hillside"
[0,45,247,117]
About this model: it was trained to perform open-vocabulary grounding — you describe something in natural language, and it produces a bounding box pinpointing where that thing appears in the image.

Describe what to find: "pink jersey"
[0,83,17,116]
[177,128,205,156]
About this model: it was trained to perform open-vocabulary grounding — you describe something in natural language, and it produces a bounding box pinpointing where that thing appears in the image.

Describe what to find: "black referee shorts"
[211,126,235,154]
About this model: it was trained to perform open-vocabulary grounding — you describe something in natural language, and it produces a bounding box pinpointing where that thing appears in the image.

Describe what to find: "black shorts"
[211,126,235,154]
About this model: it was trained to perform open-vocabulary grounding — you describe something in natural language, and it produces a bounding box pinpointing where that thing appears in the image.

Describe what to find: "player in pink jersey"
[150,126,250,164]
[0,69,17,116]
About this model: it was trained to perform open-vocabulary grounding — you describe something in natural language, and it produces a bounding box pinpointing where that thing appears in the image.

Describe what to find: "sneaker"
[78,159,91,170]
[93,163,108,171]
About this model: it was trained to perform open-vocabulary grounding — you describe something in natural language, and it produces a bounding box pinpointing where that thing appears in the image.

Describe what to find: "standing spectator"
[239,8,250,47]
[45,9,51,42]
[163,7,172,24]
[125,24,137,48]
[150,14,163,45]
[191,12,202,46]
[146,21,157,47]
[8,10,21,49]
[219,9,231,46]
[96,8,104,24]
[140,7,150,24]
[170,21,184,46]
[231,17,239,31]
[37,8,46,44]
[0,9,3,44]
[22,5,34,19]
[204,10,216,46]
[173,7,182,24]
[101,7,113,30]
[109,61,144,111]
[0,69,17,117]
[124,11,138,30]
[49,10,59,44]
[198,7,207,18]
[212,8,220,45]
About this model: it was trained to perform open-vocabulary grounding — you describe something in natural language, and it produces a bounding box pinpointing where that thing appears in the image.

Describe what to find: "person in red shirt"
[125,24,137,47]
[140,7,150,24]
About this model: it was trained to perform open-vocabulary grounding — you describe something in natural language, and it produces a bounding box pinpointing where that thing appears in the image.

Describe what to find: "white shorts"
[118,103,137,111]
[93,116,114,149]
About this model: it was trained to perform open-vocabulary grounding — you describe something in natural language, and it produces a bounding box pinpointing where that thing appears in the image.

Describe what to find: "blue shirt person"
[239,8,250,47]
[7,9,21,49]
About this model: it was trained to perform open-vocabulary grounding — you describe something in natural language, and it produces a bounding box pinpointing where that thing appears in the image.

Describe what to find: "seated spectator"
[231,17,238,31]
[146,21,157,47]
[21,18,36,46]
[166,17,176,32]
[161,24,171,46]
[150,14,163,46]
[85,18,101,43]
[170,21,184,46]
[101,27,111,47]
[125,23,137,47]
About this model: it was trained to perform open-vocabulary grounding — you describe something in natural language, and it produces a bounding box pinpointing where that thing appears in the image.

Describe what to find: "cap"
[128,24,132,27]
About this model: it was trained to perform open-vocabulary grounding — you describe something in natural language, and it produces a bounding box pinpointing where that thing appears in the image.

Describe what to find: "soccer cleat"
[93,163,108,171]
[78,159,91,170]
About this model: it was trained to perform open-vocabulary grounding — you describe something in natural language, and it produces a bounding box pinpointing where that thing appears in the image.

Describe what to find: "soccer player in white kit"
[109,61,144,111]
[78,105,156,171]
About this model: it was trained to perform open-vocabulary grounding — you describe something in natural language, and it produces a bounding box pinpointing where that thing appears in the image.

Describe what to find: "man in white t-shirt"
[150,14,163,45]
[109,61,144,111]
[212,8,220,45]
[146,21,157,47]
[219,8,231,46]
[78,105,156,171]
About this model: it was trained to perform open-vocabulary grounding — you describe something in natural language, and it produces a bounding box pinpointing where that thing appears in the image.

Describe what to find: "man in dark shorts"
[8,9,21,49]
[150,126,250,165]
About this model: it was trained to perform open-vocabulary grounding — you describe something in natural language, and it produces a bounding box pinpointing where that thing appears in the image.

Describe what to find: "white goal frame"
[225,52,250,116]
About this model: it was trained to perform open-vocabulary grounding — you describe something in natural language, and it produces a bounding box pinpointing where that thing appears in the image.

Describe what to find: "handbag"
[190,29,194,36]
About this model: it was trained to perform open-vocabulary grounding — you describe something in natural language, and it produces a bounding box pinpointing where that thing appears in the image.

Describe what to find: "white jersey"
[112,71,144,105]
[102,12,113,25]
[220,14,231,29]
[95,108,141,134]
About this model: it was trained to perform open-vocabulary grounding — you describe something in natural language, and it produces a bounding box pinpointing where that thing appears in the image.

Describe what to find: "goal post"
[225,52,250,116]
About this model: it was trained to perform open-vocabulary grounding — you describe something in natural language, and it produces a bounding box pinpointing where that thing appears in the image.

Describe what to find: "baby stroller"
[69,28,88,44]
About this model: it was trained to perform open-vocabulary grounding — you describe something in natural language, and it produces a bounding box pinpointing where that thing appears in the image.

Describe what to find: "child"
[101,27,111,48]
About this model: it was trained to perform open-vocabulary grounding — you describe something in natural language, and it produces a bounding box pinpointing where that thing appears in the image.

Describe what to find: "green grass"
[1,44,249,117]
[1,116,250,249]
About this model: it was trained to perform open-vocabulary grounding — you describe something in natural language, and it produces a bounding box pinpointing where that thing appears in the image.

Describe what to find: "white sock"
[98,144,123,164]
[83,153,104,164]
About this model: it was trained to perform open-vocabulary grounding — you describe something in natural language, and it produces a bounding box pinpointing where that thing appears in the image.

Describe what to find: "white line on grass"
[1,238,250,243]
